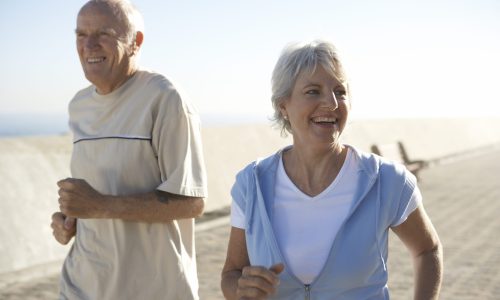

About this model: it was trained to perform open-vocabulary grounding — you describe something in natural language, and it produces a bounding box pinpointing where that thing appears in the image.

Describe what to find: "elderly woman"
[221,40,442,299]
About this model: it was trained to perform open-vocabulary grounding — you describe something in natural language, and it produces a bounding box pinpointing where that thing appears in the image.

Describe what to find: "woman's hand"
[237,263,284,300]
[221,227,285,299]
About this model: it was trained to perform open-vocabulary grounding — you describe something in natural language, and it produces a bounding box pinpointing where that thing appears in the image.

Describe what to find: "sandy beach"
[1,118,500,298]
[1,146,500,299]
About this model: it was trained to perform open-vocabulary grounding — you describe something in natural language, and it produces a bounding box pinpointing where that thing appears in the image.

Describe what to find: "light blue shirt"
[231,145,419,299]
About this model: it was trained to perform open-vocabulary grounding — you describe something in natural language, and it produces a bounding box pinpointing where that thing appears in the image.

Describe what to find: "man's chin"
[84,72,105,85]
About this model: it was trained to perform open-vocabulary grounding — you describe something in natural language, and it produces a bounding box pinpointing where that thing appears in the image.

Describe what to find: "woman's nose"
[323,91,338,111]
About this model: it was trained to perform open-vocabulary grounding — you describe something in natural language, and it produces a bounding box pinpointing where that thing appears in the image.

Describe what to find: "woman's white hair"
[83,0,144,45]
[271,40,350,136]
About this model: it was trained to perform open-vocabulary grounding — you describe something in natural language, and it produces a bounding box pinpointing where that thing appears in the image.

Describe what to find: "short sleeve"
[391,185,422,226]
[230,200,246,229]
[389,169,420,227]
[229,164,254,229]
[153,86,208,197]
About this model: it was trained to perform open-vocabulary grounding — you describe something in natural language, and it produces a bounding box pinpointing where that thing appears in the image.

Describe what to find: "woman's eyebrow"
[301,81,321,87]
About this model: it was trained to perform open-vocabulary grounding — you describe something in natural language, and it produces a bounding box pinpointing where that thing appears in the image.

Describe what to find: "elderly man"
[50,0,207,299]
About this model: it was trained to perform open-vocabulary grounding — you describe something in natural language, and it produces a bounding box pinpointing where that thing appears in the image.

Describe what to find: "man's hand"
[57,178,107,219]
[51,212,76,245]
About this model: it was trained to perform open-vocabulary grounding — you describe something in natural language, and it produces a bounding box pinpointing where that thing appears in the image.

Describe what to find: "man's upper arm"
[153,86,207,198]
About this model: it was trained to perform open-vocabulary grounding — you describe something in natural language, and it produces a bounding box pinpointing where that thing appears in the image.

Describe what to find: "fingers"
[57,180,79,217]
[52,211,65,223]
[237,265,282,298]
[51,212,65,231]
[54,180,82,244]
[58,194,71,217]
[241,267,278,289]
[57,178,84,189]
[241,265,281,286]
[52,226,76,245]
[64,217,76,230]
[57,178,72,188]
[269,263,285,275]
[57,178,95,218]
[51,212,76,245]
[51,212,76,231]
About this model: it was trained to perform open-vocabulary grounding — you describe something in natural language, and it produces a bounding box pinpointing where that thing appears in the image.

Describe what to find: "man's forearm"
[413,244,443,300]
[100,191,205,223]
[58,178,204,223]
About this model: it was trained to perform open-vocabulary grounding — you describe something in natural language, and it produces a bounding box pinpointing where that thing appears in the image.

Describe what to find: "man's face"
[76,3,134,94]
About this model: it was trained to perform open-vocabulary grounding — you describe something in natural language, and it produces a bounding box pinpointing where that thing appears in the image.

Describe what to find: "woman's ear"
[279,99,288,119]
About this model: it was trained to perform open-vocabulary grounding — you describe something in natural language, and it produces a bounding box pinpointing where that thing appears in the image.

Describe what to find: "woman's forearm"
[221,270,242,300]
[413,243,443,300]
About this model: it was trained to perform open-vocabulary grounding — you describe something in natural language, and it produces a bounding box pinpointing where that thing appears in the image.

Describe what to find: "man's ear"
[131,31,144,55]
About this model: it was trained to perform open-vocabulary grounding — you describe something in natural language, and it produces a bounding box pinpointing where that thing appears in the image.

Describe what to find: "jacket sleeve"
[379,162,421,228]
[230,163,258,231]
[231,164,254,212]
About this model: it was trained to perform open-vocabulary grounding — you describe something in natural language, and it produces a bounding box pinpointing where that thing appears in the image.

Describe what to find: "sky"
[1,0,499,127]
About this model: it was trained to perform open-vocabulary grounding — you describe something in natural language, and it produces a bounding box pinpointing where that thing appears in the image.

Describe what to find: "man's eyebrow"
[101,28,118,35]
[74,28,118,35]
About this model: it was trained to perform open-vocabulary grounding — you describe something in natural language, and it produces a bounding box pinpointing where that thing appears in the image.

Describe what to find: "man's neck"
[95,66,138,95]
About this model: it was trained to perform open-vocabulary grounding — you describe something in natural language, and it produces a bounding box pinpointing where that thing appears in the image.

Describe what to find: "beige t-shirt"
[60,70,208,300]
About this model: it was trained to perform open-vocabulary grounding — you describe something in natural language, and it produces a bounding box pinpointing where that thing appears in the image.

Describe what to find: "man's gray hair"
[84,0,144,45]
[270,40,350,136]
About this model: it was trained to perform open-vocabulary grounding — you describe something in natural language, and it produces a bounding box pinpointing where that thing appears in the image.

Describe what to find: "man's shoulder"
[136,69,198,113]
[72,84,94,100]
[135,69,178,93]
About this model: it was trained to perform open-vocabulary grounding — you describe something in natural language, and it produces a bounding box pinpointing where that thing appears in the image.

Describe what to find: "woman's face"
[280,65,350,148]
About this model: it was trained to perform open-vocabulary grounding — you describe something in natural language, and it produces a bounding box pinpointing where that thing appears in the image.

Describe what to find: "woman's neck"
[282,143,347,197]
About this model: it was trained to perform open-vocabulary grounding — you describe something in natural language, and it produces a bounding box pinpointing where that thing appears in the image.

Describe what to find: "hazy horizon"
[1,0,500,132]
[1,111,498,137]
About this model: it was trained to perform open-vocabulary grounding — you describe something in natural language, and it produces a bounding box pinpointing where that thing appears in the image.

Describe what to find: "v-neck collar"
[278,148,352,200]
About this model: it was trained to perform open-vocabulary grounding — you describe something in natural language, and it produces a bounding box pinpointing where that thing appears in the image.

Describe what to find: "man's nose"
[85,35,100,50]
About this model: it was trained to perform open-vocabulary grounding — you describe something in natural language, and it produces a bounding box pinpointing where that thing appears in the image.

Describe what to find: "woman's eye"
[334,90,347,98]
[306,89,320,95]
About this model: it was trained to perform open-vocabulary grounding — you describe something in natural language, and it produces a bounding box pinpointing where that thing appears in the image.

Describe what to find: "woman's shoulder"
[347,144,414,186]
[348,145,406,171]
[234,148,285,183]
[241,148,286,171]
